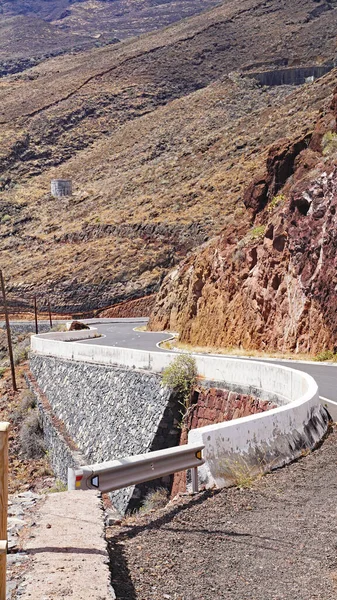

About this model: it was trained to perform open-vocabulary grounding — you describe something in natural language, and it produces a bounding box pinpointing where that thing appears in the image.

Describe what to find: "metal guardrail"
[68,443,205,494]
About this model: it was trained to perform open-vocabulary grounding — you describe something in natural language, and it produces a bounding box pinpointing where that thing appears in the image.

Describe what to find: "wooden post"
[0,271,17,392]
[0,423,9,600]
[48,299,52,329]
[0,542,7,600]
[34,296,38,335]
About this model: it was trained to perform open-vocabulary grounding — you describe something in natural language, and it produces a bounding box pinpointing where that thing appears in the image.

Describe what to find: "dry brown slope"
[1,0,337,311]
[0,0,221,55]
[0,75,285,311]
[0,0,222,80]
[149,74,337,354]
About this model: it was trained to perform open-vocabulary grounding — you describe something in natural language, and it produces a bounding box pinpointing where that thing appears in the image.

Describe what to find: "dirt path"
[16,490,114,600]
[107,426,337,600]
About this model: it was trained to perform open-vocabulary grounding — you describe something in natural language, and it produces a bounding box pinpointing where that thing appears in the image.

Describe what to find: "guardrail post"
[0,423,9,600]
[191,467,199,494]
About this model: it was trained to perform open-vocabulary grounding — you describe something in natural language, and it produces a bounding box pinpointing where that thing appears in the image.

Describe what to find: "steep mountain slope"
[0,0,220,75]
[149,80,337,354]
[0,15,96,64]
[1,0,337,314]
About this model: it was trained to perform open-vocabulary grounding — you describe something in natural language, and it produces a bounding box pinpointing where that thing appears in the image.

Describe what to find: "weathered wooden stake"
[0,423,9,600]
[34,296,38,335]
[0,271,17,392]
[48,299,52,329]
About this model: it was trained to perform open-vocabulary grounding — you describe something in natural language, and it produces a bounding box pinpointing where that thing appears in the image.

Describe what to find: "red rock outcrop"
[243,136,310,216]
[171,387,277,495]
[98,294,156,318]
[149,89,337,354]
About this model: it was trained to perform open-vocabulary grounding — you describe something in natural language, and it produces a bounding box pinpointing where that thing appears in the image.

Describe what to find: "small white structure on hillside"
[51,179,72,198]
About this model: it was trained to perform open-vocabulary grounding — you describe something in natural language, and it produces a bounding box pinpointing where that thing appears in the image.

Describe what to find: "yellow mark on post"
[195,450,202,460]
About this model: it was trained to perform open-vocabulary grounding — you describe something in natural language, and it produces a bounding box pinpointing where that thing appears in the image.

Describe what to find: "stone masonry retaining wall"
[25,370,86,481]
[29,354,180,514]
[0,323,51,335]
[29,352,279,512]
[171,387,277,495]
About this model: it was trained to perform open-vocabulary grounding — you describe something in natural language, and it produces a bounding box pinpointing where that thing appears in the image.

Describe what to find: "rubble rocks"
[6,491,42,599]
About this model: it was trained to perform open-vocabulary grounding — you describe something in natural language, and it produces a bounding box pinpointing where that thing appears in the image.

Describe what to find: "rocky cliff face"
[149,89,337,354]
[2,0,337,314]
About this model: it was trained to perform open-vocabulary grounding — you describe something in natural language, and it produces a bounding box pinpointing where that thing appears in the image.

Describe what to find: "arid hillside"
[0,0,220,75]
[149,79,337,354]
[1,0,337,314]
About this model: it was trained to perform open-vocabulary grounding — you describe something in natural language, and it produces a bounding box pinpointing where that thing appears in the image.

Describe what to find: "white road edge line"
[320,396,337,421]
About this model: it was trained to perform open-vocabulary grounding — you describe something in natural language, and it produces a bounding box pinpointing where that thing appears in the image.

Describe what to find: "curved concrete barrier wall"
[188,388,326,489]
[33,329,99,342]
[31,331,309,404]
[31,329,329,489]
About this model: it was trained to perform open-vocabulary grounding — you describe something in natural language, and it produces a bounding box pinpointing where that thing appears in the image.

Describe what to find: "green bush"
[162,354,198,406]
[322,131,337,156]
[314,349,336,362]
[249,225,266,239]
[238,225,266,248]
[267,194,286,212]
[47,479,67,494]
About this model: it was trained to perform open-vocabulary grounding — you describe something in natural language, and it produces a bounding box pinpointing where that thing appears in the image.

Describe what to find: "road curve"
[79,319,337,403]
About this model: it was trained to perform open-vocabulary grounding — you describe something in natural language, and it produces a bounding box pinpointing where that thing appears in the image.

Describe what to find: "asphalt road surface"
[80,319,337,402]
[80,319,171,351]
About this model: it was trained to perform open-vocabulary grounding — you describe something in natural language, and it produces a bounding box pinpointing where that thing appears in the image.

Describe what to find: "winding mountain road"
[79,319,337,403]
[5,316,335,403]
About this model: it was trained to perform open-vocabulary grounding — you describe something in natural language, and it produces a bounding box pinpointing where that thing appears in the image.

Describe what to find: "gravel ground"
[107,426,337,600]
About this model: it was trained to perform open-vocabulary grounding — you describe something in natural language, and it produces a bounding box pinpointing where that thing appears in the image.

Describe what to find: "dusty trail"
[108,426,337,600]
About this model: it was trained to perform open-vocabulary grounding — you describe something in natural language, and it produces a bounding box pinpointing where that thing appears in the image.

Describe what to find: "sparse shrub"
[11,332,31,365]
[51,323,67,332]
[1,214,11,224]
[322,131,337,156]
[140,488,168,514]
[267,194,286,212]
[162,354,198,407]
[21,390,36,412]
[20,411,46,459]
[219,456,265,489]
[314,349,336,362]
[10,390,37,424]
[47,479,67,494]
[13,345,29,365]
[232,248,246,265]
[0,367,6,379]
[249,225,266,240]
